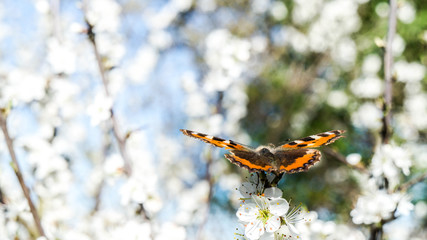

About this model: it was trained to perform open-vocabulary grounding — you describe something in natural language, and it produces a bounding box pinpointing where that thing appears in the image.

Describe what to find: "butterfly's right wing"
[273,149,321,173]
[279,130,345,149]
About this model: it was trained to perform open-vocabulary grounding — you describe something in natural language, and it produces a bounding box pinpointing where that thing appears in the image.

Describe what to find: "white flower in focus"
[239,182,262,198]
[237,185,303,240]
[237,194,288,240]
[86,92,113,126]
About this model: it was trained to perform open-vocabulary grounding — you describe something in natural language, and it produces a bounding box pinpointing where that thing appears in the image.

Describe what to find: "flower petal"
[265,215,281,232]
[259,232,275,240]
[287,223,300,235]
[264,187,282,198]
[269,198,289,216]
[237,203,258,222]
[276,225,301,240]
[253,195,270,210]
[239,182,258,198]
[245,219,265,240]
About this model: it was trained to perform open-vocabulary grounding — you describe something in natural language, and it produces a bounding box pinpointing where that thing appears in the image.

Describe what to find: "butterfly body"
[180,129,344,173]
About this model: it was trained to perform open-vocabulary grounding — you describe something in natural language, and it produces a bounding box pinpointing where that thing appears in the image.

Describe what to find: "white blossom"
[351,102,383,130]
[86,91,113,126]
[350,76,384,98]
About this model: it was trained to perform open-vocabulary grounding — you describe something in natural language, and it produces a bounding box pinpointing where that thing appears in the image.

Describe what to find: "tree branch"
[83,14,132,177]
[0,112,47,238]
[397,172,427,192]
[323,147,368,173]
[373,1,398,239]
[381,0,397,144]
[81,4,153,237]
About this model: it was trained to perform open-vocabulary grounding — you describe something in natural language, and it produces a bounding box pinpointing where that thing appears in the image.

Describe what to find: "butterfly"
[180,129,345,173]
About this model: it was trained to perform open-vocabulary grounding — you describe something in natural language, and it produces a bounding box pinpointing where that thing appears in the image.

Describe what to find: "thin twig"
[373,1,397,239]
[83,13,132,176]
[0,112,47,238]
[81,4,153,237]
[397,172,427,192]
[323,147,368,173]
[381,0,397,144]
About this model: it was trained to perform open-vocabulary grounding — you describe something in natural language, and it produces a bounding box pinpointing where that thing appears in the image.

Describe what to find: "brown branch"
[323,147,368,173]
[381,0,397,144]
[373,1,398,239]
[81,4,153,238]
[0,112,47,238]
[83,14,132,177]
[397,172,427,192]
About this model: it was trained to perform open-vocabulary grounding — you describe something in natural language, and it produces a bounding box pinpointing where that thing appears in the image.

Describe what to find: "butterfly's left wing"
[180,129,249,151]
[279,130,345,149]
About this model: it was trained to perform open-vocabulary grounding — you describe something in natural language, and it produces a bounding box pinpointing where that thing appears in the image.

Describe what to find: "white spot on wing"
[309,135,322,139]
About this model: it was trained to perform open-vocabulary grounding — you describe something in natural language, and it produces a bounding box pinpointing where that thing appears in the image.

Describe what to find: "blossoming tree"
[0,0,426,240]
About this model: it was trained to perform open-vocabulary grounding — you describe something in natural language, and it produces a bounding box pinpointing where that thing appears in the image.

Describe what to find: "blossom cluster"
[235,176,304,240]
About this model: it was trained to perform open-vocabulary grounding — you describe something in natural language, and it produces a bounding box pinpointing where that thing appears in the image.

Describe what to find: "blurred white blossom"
[351,190,413,225]
[371,144,412,186]
[155,222,186,240]
[2,70,47,104]
[47,38,76,74]
[346,153,362,165]
[86,92,113,126]
[375,2,389,18]
[86,0,121,32]
[327,90,349,109]
[351,102,382,130]
[395,61,426,83]
[362,54,382,75]
[350,76,384,98]
[398,2,416,24]
[269,1,288,21]
[404,94,427,130]
[351,190,397,224]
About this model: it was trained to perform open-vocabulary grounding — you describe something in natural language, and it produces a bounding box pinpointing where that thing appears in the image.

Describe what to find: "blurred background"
[0,0,426,239]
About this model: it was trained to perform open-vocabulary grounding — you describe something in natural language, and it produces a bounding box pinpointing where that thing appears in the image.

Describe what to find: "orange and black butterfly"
[180,129,345,173]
